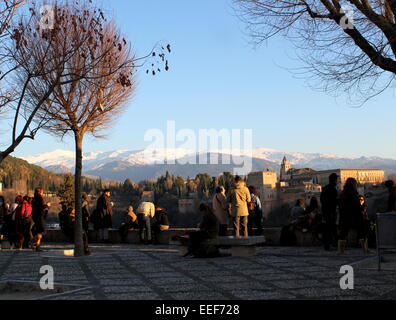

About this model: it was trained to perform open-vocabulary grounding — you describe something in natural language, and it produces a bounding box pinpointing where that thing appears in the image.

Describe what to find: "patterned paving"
[0,244,395,300]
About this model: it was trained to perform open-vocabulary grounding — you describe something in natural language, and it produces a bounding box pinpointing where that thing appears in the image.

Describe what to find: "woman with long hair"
[338,178,367,254]
[31,188,48,252]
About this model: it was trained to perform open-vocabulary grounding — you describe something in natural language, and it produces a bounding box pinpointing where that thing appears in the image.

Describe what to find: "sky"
[9,0,396,160]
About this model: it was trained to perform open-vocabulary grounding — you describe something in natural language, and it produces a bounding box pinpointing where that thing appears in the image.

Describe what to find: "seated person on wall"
[152,207,170,244]
[304,197,323,232]
[59,205,74,242]
[119,206,139,243]
[58,204,68,230]
[290,199,311,233]
[183,203,220,258]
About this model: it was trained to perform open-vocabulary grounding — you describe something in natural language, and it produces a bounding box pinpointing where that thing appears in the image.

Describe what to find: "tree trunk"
[74,132,85,257]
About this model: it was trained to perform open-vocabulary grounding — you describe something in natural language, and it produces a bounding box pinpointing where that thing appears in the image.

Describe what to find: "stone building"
[247,171,278,218]
[279,157,385,188]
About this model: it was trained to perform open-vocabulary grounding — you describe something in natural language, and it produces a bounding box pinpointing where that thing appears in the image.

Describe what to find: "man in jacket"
[136,201,155,244]
[320,173,339,251]
[96,189,113,243]
[228,176,251,238]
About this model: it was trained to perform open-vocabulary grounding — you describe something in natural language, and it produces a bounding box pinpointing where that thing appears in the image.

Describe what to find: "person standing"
[338,178,365,254]
[228,176,251,238]
[21,196,34,249]
[136,201,155,244]
[358,195,371,254]
[212,186,229,236]
[320,173,339,251]
[31,188,49,252]
[385,180,396,212]
[248,186,263,236]
[14,196,25,249]
[96,189,113,243]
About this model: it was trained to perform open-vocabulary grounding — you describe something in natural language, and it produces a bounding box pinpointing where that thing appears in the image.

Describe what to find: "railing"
[376,212,396,271]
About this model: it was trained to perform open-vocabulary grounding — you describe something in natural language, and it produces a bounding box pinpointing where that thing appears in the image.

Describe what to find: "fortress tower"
[280,156,292,182]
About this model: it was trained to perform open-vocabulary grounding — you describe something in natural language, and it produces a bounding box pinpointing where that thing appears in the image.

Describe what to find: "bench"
[179,236,266,257]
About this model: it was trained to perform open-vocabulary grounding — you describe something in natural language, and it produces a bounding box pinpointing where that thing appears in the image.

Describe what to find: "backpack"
[280,225,297,246]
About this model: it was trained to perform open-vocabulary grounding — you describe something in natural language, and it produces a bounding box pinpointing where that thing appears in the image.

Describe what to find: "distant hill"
[0,155,101,193]
[21,148,396,182]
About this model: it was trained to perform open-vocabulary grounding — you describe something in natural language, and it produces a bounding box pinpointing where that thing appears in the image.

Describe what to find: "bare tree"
[22,1,169,256]
[233,0,396,102]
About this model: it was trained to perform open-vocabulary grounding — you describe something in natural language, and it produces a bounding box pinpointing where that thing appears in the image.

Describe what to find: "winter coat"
[320,184,338,219]
[339,190,362,227]
[96,194,112,229]
[212,193,228,225]
[228,181,251,217]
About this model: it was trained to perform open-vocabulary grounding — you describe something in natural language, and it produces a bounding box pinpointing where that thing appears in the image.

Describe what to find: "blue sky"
[12,0,396,159]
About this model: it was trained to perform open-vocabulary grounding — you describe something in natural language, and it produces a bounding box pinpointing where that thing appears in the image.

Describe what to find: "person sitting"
[58,204,69,233]
[290,199,310,232]
[152,207,170,244]
[119,206,139,243]
[183,203,220,258]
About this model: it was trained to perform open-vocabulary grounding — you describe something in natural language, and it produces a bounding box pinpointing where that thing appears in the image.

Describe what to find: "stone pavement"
[0,243,395,300]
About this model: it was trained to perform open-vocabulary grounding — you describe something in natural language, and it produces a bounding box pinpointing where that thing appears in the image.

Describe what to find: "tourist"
[228,176,251,238]
[5,196,21,248]
[58,204,70,238]
[152,207,170,244]
[136,201,155,244]
[183,203,219,258]
[320,173,339,251]
[338,178,366,254]
[67,207,91,255]
[14,196,25,249]
[21,196,34,249]
[385,180,396,212]
[0,195,6,224]
[82,194,91,233]
[96,189,113,243]
[119,206,139,243]
[358,195,371,253]
[24,196,35,248]
[31,188,49,252]
[212,186,229,236]
[290,199,308,231]
[248,186,263,236]
[305,197,321,227]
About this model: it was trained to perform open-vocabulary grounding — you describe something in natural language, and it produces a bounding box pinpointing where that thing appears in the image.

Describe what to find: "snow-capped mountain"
[22,148,396,182]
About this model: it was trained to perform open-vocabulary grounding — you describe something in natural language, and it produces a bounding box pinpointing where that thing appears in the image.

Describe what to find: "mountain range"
[22,148,396,182]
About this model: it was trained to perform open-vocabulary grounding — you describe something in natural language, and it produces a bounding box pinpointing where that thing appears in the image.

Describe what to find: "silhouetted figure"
[152,207,170,244]
[212,186,229,236]
[385,180,396,212]
[358,195,371,253]
[58,204,70,237]
[31,188,49,252]
[184,203,219,258]
[96,189,113,243]
[338,178,366,254]
[320,173,339,251]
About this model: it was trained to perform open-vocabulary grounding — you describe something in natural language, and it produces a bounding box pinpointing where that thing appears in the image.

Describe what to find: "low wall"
[44,228,283,246]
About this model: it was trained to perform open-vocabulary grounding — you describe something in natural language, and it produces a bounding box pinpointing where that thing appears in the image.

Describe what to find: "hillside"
[0,155,101,194]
